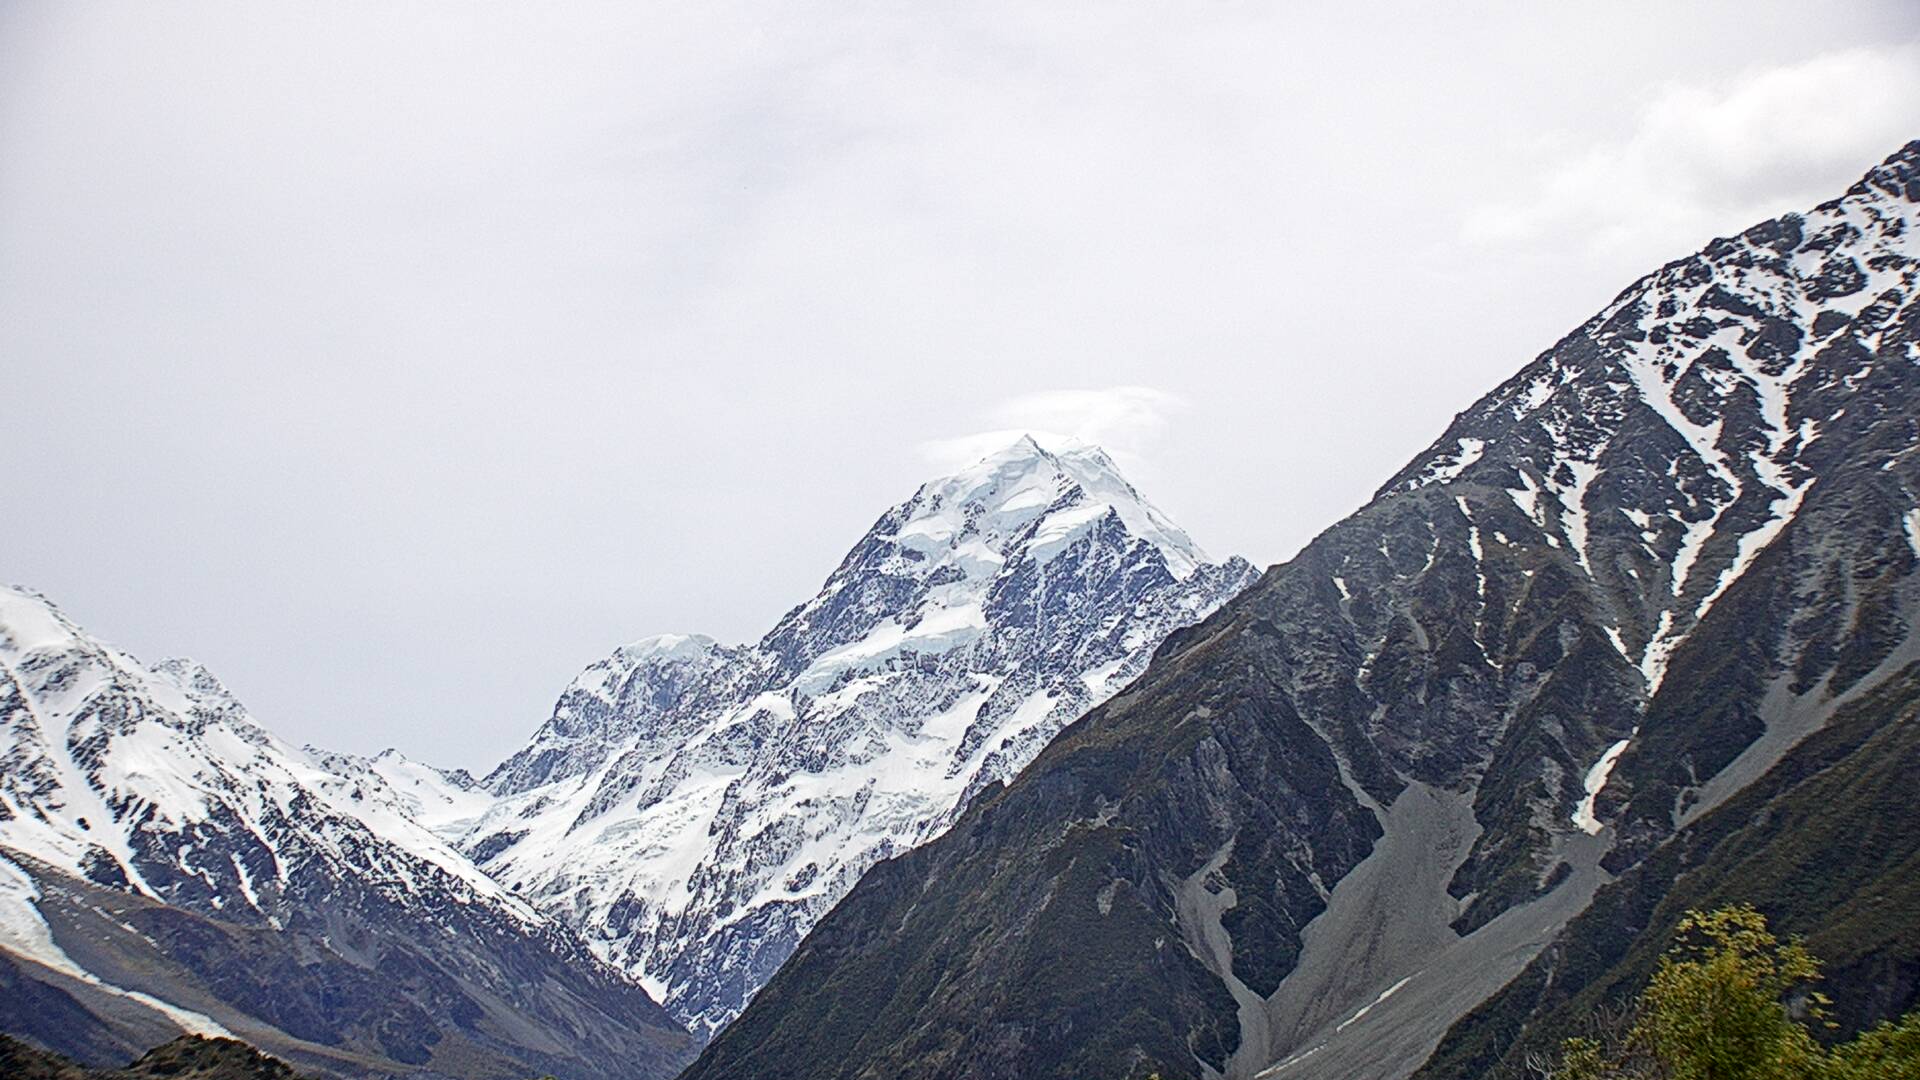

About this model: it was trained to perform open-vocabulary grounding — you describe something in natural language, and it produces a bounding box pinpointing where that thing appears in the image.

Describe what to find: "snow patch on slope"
[1571,738,1632,835]
[0,853,231,1037]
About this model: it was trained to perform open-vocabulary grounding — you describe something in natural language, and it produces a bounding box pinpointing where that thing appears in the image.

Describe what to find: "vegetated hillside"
[463,437,1256,1035]
[682,141,1920,1080]
[0,585,693,1080]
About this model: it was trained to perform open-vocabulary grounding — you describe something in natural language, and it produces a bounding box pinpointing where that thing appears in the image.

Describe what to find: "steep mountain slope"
[682,142,1920,1080]
[1418,657,1920,1079]
[465,437,1258,1035]
[0,585,693,1080]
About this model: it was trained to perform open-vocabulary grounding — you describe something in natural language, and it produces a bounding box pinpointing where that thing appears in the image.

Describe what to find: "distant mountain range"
[682,141,1920,1080]
[0,436,1252,1069]
[6,139,1917,1080]
[0,585,692,1080]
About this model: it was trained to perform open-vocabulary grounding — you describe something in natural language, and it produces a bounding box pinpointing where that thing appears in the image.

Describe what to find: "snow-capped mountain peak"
[0,583,529,917]
[462,440,1257,1037]
[902,434,1208,581]
[619,633,724,662]
[483,632,739,798]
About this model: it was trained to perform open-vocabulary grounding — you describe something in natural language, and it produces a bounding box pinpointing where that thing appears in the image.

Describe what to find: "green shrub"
[1547,904,1919,1080]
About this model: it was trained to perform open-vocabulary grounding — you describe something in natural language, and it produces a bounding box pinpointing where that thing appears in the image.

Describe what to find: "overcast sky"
[5,2,1919,772]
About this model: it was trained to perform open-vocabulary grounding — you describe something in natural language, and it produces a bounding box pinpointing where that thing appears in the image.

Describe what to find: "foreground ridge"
[0,1033,311,1080]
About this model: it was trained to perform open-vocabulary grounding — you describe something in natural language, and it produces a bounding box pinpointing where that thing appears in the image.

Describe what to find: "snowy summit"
[462,436,1257,1036]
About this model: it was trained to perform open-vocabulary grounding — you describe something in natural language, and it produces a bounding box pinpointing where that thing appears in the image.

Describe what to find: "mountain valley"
[4,115,1918,1080]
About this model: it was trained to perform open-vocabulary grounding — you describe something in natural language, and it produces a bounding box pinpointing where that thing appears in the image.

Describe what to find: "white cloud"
[918,386,1186,471]
[1465,45,1920,256]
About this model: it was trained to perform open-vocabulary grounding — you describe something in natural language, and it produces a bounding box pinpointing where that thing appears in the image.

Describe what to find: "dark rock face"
[1419,662,1920,1080]
[683,141,1920,1080]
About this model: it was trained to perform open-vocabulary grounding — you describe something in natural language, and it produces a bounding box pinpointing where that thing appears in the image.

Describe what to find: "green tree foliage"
[1825,1014,1920,1079]
[1546,905,1919,1080]
[1636,905,1826,1079]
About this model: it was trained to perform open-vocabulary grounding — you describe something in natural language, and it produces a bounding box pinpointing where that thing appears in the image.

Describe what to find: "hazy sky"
[5,3,1919,772]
